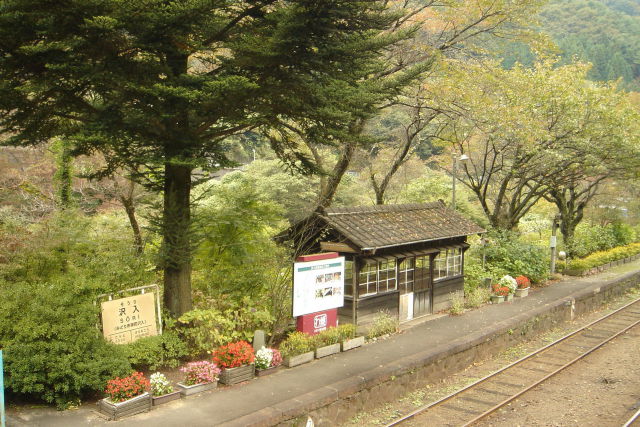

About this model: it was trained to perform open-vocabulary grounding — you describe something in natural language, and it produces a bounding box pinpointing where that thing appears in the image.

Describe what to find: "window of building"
[434,248,463,280]
[398,258,414,294]
[414,255,431,291]
[344,260,354,297]
[358,263,378,297]
[358,259,398,297]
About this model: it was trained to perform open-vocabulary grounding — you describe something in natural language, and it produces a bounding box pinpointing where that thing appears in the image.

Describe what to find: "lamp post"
[452,152,469,210]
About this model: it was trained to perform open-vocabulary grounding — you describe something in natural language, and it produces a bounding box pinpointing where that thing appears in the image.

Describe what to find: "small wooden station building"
[302,202,485,326]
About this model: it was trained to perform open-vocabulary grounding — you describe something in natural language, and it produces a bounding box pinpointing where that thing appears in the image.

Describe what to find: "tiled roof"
[319,201,485,250]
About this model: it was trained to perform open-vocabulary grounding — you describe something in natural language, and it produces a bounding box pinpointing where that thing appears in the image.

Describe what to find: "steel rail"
[622,407,640,427]
[385,297,640,427]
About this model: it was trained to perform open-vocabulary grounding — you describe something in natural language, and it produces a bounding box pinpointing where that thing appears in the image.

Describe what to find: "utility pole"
[550,214,561,274]
[451,152,469,210]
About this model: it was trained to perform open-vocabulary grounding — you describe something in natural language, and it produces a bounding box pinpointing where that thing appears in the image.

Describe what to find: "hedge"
[565,242,640,275]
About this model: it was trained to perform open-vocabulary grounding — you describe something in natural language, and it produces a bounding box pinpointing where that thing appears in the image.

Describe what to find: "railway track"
[386,297,640,427]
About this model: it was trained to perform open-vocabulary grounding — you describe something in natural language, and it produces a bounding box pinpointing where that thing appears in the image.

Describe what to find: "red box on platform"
[296,309,337,335]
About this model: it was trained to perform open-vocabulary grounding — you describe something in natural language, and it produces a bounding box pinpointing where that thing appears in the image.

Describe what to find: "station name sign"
[101,292,159,344]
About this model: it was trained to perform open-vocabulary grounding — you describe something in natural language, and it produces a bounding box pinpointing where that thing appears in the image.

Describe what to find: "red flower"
[212,341,255,369]
[515,275,530,289]
[104,372,150,403]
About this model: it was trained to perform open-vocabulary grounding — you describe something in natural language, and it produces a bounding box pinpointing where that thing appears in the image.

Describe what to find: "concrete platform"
[7,259,640,427]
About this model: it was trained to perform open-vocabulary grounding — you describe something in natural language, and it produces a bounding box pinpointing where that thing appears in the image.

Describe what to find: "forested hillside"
[503,0,640,89]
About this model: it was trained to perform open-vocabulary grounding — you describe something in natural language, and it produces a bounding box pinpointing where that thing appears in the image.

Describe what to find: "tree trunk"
[316,138,358,209]
[120,181,143,255]
[162,163,193,317]
[560,218,578,258]
[54,139,73,209]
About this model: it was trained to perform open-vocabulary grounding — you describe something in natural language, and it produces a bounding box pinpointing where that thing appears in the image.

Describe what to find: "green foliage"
[0,279,131,409]
[571,221,636,258]
[192,173,293,343]
[482,232,549,283]
[176,298,273,358]
[312,327,342,348]
[566,242,640,274]
[541,0,640,90]
[366,311,399,339]
[279,332,314,358]
[336,324,357,341]
[449,293,465,316]
[0,211,156,292]
[463,259,508,294]
[122,332,188,371]
[465,287,491,309]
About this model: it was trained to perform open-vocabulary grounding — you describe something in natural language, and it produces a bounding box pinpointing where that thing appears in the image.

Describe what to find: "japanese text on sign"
[293,257,345,317]
[101,293,158,344]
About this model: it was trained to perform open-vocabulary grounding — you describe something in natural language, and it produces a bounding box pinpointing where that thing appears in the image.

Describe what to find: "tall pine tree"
[0,0,407,316]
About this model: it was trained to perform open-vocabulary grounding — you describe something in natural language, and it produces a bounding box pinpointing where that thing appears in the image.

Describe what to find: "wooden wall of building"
[433,276,464,312]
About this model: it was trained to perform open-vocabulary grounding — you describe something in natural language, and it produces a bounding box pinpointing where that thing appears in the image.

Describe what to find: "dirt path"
[343,286,640,426]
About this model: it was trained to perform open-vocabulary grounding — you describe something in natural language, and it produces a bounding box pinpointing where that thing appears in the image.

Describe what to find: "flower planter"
[152,390,181,406]
[515,287,529,298]
[255,365,282,377]
[177,381,217,397]
[315,343,341,359]
[341,336,365,352]
[219,364,255,385]
[505,294,514,301]
[284,351,314,368]
[98,392,151,420]
[490,295,504,304]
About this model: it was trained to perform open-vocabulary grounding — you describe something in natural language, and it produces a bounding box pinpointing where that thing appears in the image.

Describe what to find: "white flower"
[498,275,517,294]
[255,346,273,370]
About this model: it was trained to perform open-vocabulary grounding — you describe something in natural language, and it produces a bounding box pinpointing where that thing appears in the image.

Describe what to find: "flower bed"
[255,347,283,376]
[177,361,220,396]
[280,331,314,367]
[99,372,151,420]
[150,372,181,406]
[212,341,255,385]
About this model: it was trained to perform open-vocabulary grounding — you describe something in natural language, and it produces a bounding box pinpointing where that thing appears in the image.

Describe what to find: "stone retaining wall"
[234,270,640,427]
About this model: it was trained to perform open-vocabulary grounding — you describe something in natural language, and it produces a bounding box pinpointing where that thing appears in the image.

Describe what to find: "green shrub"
[313,327,343,347]
[566,242,640,274]
[335,323,357,341]
[176,297,273,358]
[465,287,491,309]
[482,231,549,283]
[366,311,399,339]
[279,331,313,358]
[463,260,508,294]
[571,221,634,258]
[123,332,188,371]
[449,292,465,315]
[0,279,132,409]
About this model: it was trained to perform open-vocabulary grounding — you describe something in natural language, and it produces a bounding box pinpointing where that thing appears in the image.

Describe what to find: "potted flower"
[280,331,314,367]
[255,346,283,377]
[498,275,517,301]
[177,361,221,396]
[337,323,364,351]
[490,283,509,304]
[313,327,342,359]
[98,371,151,420]
[212,340,256,385]
[515,275,531,297]
[150,372,181,406]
